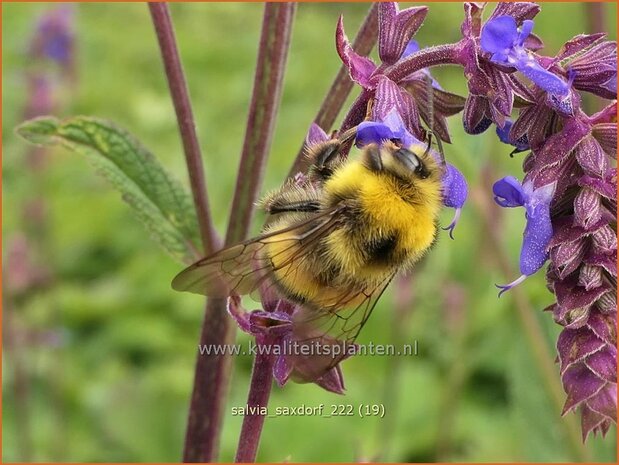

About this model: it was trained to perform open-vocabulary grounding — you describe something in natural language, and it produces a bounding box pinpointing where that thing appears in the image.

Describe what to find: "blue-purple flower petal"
[355,121,397,147]
[442,164,467,209]
[34,6,74,65]
[382,109,417,147]
[355,110,417,148]
[494,178,555,296]
[517,20,534,45]
[440,164,468,240]
[481,16,570,97]
[520,206,552,275]
[401,39,420,59]
[496,121,514,145]
[480,16,519,55]
[518,60,570,96]
[496,120,530,151]
[520,181,555,275]
[492,176,527,207]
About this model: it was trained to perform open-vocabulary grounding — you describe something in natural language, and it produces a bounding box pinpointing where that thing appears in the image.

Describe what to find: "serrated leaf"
[16,116,202,264]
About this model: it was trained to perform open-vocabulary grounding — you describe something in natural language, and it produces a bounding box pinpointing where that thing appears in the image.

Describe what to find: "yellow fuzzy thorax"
[323,157,442,272]
[266,148,444,305]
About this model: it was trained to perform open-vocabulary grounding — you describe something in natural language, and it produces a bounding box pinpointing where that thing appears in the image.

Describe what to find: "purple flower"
[336,15,379,90]
[459,3,541,133]
[30,6,74,66]
[441,164,468,239]
[356,109,416,148]
[555,307,617,440]
[541,119,617,438]
[227,295,350,393]
[496,120,530,153]
[506,86,616,438]
[331,3,617,440]
[335,4,464,140]
[493,176,555,296]
[480,16,570,96]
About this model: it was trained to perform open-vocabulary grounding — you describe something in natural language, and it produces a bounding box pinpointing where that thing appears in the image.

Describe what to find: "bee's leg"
[259,187,321,215]
[307,127,358,182]
[307,140,343,180]
[266,200,321,214]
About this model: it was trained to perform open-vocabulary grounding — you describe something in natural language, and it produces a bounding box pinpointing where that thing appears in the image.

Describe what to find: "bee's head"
[361,140,442,183]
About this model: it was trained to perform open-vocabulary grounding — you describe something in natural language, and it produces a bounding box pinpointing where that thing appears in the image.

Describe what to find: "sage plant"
[332,2,617,443]
[15,2,616,462]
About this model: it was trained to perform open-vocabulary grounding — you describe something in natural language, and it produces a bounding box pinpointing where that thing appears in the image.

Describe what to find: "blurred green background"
[2,2,617,462]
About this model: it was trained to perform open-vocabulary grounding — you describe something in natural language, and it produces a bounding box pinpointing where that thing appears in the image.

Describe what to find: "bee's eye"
[415,160,430,179]
[394,148,429,179]
[394,148,418,171]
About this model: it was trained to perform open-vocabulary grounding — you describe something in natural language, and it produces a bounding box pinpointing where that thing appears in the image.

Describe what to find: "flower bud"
[550,238,586,279]
[578,264,603,291]
[597,291,617,314]
[576,135,610,178]
[592,225,617,254]
[574,188,602,230]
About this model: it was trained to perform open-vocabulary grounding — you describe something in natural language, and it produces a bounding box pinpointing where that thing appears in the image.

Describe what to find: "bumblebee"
[173,131,444,379]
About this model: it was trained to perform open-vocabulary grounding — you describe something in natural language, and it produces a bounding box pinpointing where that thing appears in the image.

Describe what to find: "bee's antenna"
[434,130,445,166]
[423,132,433,158]
[424,73,446,169]
[336,126,358,145]
[426,74,435,136]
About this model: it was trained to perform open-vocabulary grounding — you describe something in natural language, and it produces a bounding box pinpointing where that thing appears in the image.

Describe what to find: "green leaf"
[16,116,202,264]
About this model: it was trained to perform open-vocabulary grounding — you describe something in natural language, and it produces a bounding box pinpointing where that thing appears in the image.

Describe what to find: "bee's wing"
[171,205,346,298]
[288,273,396,382]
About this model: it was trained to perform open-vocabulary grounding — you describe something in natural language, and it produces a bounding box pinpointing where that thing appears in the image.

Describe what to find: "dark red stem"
[384,42,463,83]
[231,3,296,462]
[149,2,219,255]
[584,1,606,34]
[183,298,236,462]
[149,4,230,462]
[234,351,276,463]
[226,2,296,245]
